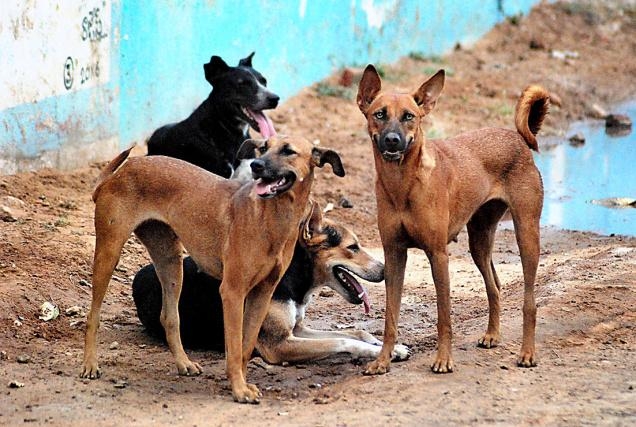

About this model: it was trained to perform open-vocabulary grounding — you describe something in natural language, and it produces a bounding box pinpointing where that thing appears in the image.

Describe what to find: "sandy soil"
[1,2,635,425]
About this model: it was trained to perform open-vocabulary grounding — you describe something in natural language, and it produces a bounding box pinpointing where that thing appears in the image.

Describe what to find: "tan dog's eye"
[258,145,268,154]
[374,110,386,120]
[281,145,296,156]
[402,112,415,122]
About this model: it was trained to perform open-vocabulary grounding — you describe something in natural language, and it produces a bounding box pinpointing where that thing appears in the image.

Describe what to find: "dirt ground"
[1,1,635,425]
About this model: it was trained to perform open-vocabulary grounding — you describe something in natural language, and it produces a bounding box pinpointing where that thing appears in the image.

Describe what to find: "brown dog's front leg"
[364,246,407,375]
[428,250,454,373]
[220,280,261,404]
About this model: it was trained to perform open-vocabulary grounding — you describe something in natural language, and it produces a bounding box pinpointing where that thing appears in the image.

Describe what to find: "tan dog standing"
[356,65,548,375]
[81,136,344,403]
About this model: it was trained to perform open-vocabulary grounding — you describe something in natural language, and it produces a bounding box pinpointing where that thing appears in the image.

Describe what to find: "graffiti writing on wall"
[64,4,109,91]
[0,1,112,111]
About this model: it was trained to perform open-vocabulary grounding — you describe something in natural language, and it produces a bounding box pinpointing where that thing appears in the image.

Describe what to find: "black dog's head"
[203,53,280,138]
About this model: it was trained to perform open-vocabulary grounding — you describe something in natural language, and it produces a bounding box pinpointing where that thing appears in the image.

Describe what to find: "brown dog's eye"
[402,112,415,121]
[374,110,386,120]
[258,145,268,154]
[347,244,360,253]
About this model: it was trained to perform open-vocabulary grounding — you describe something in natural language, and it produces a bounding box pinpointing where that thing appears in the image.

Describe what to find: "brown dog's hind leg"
[508,190,541,367]
[135,221,202,376]
[81,226,131,379]
[364,245,407,376]
[467,200,508,349]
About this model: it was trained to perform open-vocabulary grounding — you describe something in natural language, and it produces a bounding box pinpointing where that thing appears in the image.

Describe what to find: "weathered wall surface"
[0,0,537,174]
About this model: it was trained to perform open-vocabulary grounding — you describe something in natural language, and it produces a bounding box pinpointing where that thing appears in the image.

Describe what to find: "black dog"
[146,52,279,177]
[132,210,411,364]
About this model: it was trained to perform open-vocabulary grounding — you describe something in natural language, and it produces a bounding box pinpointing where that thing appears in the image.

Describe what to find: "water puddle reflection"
[534,101,635,236]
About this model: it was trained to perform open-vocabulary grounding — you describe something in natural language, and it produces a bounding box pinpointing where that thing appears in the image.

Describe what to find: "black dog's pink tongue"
[250,110,276,138]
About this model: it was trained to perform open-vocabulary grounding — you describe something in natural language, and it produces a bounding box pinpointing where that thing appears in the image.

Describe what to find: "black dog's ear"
[413,69,444,115]
[238,52,255,67]
[204,56,230,84]
[357,64,382,113]
[312,147,345,177]
[236,139,264,160]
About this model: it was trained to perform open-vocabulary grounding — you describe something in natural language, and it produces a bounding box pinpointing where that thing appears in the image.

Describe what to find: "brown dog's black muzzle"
[375,124,410,161]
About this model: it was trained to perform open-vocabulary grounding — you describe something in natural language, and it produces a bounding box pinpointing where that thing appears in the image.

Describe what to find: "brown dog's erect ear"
[357,64,382,113]
[238,52,255,67]
[204,56,230,85]
[301,200,323,243]
[312,147,345,177]
[412,69,445,115]
[236,139,263,160]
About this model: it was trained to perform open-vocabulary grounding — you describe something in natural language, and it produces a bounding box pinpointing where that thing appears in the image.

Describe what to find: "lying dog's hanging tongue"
[249,109,276,138]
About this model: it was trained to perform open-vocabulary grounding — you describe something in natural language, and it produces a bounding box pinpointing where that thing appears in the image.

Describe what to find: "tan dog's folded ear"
[413,69,445,115]
[312,147,345,177]
[236,139,264,160]
[357,65,382,113]
[301,200,323,244]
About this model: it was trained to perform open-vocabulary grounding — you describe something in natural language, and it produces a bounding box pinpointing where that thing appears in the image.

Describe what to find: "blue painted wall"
[0,0,538,173]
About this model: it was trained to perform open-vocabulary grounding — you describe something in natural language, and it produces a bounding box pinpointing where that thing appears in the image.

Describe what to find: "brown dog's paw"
[431,357,454,374]
[232,383,262,404]
[517,353,538,368]
[363,358,391,375]
[477,333,500,349]
[177,360,203,376]
[80,359,101,379]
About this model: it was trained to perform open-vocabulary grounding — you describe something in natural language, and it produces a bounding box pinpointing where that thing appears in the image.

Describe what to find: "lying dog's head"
[300,203,383,314]
[237,136,345,199]
[204,53,280,137]
[356,65,445,162]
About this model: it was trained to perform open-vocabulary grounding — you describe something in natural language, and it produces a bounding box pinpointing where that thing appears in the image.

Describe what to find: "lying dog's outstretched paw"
[177,360,203,376]
[363,358,391,375]
[477,333,500,349]
[391,344,411,362]
[232,383,262,404]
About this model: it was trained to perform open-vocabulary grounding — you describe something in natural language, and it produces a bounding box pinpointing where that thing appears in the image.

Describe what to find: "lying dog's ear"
[413,69,445,115]
[312,147,345,177]
[301,201,323,243]
[204,56,230,85]
[238,52,255,67]
[357,64,382,113]
[236,139,263,160]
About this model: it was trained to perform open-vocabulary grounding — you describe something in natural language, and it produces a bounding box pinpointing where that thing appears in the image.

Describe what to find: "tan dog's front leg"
[242,283,278,370]
[429,250,454,373]
[157,263,202,376]
[364,245,407,375]
[220,279,261,404]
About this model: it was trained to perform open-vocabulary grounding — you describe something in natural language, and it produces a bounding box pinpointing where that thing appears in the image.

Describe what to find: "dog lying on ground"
[146,52,279,177]
[81,136,344,404]
[356,65,548,375]
[132,205,410,364]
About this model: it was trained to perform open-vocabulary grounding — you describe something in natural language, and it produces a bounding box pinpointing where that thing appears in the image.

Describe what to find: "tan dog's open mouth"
[254,172,295,198]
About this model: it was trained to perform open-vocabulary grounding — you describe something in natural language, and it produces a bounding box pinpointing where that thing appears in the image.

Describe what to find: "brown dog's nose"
[384,132,401,149]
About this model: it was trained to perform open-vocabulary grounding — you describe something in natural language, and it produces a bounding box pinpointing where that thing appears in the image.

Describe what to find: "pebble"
[17,354,30,364]
[568,133,585,146]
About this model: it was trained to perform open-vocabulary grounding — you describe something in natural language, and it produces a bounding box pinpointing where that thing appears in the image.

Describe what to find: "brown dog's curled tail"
[515,85,550,152]
[92,146,135,201]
